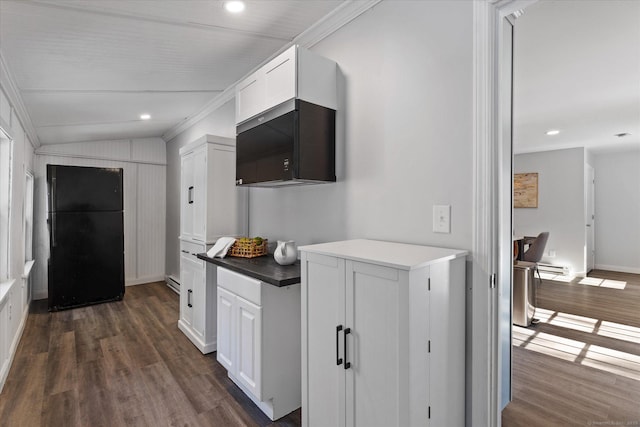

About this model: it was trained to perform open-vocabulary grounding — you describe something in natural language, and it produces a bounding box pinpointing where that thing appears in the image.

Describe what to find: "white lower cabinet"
[217,267,301,421]
[178,240,216,353]
[300,239,467,427]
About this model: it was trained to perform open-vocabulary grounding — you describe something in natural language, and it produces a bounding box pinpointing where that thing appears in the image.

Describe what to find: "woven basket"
[229,239,268,258]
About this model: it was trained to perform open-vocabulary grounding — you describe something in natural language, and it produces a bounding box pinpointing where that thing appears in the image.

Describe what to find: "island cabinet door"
[302,252,346,427]
[191,256,206,339]
[235,296,262,400]
[217,286,236,374]
[179,251,195,328]
[344,260,407,427]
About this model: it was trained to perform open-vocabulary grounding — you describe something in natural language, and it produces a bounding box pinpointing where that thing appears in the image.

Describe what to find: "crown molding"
[162,0,382,142]
[0,51,40,148]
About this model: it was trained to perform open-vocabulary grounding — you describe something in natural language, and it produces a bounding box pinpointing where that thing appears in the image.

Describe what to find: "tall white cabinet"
[299,239,467,427]
[178,135,247,354]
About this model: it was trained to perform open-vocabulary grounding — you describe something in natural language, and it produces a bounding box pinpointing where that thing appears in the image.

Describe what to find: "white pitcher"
[274,240,297,265]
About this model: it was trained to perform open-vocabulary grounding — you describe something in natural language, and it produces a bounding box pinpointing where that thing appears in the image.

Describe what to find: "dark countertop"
[197,253,301,287]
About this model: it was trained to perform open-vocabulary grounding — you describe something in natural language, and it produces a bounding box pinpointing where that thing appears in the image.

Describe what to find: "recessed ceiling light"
[224,1,245,13]
[140,114,151,120]
[545,129,560,136]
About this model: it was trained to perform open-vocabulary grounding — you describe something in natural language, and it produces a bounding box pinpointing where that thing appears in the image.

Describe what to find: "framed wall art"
[514,172,538,208]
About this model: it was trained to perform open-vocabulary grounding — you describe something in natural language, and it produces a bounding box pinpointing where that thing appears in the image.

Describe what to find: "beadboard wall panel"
[32,138,166,300]
[135,164,166,283]
[131,139,166,164]
[36,138,166,165]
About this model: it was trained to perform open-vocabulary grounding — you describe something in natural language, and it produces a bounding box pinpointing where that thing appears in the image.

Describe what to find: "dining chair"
[521,231,549,282]
[521,232,549,263]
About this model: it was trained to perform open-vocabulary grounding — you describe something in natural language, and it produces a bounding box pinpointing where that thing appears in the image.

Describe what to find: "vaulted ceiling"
[1,0,638,154]
[0,0,345,146]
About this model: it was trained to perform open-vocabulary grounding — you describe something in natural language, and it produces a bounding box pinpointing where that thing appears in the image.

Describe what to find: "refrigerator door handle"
[50,176,56,213]
[188,186,194,204]
[51,215,56,248]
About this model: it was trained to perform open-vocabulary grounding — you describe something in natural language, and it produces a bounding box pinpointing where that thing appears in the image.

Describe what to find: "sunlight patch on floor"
[513,327,584,362]
[548,311,599,333]
[514,326,640,381]
[598,321,640,344]
[578,277,627,290]
[540,272,575,282]
[532,308,640,344]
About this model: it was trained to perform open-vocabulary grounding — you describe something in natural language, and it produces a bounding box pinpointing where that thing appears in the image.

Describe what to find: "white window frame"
[24,170,34,262]
[0,126,13,281]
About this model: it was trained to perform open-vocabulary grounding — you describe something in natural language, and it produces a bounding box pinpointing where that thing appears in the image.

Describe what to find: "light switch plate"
[433,205,451,233]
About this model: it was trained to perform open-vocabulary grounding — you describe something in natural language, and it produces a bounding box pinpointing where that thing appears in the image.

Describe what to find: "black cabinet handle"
[188,186,194,204]
[187,289,193,308]
[336,325,343,366]
[344,327,351,369]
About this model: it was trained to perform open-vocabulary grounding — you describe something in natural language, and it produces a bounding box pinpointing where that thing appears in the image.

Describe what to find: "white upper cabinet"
[263,46,297,110]
[235,45,337,124]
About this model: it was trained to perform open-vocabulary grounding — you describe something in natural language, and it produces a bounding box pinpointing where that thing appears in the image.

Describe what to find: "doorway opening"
[502,1,640,425]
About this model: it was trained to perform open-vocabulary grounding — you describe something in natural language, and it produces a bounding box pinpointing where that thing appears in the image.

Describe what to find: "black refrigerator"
[47,164,125,311]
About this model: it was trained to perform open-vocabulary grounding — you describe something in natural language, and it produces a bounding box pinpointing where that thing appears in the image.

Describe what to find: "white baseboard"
[177,320,216,354]
[165,275,180,294]
[595,264,640,275]
[33,289,47,301]
[125,276,166,286]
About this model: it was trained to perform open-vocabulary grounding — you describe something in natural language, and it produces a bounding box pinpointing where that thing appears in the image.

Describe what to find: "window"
[0,126,12,281]
[24,171,34,262]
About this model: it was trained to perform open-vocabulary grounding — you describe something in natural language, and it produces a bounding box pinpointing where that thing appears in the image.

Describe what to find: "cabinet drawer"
[217,268,261,306]
[180,241,205,256]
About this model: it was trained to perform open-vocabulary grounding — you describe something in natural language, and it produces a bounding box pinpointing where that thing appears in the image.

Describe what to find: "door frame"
[471,1,537,425]
[585,163,595,273]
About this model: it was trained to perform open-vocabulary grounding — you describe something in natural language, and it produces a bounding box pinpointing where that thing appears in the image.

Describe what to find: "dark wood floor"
[503,269,640,426]
[0,282,301,427]
[3,272,638,426]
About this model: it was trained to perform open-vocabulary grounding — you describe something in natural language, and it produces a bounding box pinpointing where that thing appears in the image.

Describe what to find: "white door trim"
[472,1,537,425]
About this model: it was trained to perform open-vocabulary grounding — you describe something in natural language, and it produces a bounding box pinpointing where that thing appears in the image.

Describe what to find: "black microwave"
[236,99,336,187]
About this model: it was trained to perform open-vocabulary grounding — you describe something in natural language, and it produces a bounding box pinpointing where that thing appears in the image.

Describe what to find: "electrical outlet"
[433,205,451,234]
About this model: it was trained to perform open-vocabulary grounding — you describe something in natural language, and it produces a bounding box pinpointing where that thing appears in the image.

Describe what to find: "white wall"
[514,148,586,275]
[165,100,236,281]
[33,138,167,299]
[593,149,640,273]
[165,0,475,282]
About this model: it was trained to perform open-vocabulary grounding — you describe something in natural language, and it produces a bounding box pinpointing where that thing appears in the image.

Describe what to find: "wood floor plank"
[0,352,48,426]
[44,330,77,396]
[197,401,255,427]
[42,389,81,427]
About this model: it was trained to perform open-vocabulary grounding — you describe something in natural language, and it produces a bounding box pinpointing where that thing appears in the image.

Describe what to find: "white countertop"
[299,239,468,270]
